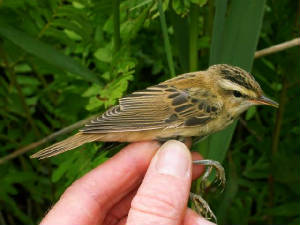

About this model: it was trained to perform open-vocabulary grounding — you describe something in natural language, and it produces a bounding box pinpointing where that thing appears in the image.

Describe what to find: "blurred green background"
[0,0,299,224]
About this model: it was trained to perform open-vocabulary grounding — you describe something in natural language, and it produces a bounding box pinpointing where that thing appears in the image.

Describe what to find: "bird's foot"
[190,192,217,223]
[192,159,226,193]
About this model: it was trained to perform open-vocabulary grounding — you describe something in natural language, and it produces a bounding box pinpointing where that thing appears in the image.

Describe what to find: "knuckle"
[131,192,180,221]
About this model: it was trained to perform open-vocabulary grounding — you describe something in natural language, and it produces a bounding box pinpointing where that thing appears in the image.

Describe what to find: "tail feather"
[30,133,101,159]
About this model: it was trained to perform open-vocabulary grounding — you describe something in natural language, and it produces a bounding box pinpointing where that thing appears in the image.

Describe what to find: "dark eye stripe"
[233,90,242,98]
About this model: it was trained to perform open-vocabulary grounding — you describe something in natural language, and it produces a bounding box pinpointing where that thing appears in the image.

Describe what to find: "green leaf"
[51,157,75,182]
[122,3,152,44]
[14,63,32,73]
[208,0,267,222]
[245,106,256,120]
[170,8,189,72]
[267,203,300,217]
[17,75,40,86]
[86,96,104,111]
[209,0,228,65]
[82,84,103,97]
[190,0,208,7]
[64,29,82,41]
[94,45,113,62]
[0,22,100,84]
[158,0,175,77]
[208,0,266,160]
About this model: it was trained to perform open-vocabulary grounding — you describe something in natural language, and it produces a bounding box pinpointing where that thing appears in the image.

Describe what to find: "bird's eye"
[233,90,242,98]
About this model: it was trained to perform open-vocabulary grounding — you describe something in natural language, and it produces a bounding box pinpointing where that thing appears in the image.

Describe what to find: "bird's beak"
[252,95,279,108]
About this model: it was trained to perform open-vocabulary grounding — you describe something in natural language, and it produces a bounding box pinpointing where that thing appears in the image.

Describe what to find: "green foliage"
[0,22,99,84]
[0,0,299,224]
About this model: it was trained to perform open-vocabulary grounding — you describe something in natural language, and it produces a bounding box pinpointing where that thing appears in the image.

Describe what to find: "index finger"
[40,141,161,225]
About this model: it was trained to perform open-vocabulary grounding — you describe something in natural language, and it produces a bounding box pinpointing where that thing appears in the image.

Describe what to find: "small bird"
[31,64,278,159]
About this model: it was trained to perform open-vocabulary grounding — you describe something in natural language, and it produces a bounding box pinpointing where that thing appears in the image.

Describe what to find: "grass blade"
[208,0,267,223]
[208,0,266,161]
[112,0,121,52]
[209,0,228,65]
[169,9,189,73]
[158,0,175,77]
[189,4,200,71]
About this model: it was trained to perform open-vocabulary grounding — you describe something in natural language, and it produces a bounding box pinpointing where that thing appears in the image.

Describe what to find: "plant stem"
[0,115,97,164]
[271,77,287,156]
[254,37,300,58]
[113,0,121,53]
[189,3,199,71]
[158,0,175,77]
[268,75,287,224]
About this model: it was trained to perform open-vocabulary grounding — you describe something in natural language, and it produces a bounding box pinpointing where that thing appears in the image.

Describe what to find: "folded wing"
[80,82,222,133]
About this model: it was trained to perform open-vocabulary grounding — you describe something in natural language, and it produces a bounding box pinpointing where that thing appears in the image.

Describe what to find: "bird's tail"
[30,133,101,159]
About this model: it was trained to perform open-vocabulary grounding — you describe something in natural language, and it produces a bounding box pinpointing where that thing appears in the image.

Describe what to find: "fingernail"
[155,140,191,177]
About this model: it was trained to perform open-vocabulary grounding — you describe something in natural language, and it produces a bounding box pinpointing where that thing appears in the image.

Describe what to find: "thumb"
[127,140,192,225]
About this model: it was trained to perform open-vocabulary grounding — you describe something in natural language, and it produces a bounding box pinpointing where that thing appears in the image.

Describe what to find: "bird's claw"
[193,159,226,193]
[190,192,217,223]
[190,159,225,222]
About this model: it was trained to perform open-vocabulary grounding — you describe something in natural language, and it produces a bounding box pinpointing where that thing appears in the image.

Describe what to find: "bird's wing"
[80,78,223,133]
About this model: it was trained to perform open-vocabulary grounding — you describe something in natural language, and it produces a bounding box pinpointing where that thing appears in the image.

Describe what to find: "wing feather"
[80,79,223,133]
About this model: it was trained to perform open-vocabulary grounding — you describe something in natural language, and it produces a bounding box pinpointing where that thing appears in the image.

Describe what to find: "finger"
[103,152,204,223]
[183,208,216,225]
[117,208,217,225]
[117,217,127,225]
[103,190,136,225]
[40,141,161,225]
[127,140,192,225]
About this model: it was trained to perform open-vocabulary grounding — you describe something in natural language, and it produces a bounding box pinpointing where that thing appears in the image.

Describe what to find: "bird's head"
[209,64,278,117]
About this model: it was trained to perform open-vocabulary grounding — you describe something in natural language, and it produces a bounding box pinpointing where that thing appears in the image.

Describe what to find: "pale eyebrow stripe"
[218,79,257,98]
[220,68,256,92]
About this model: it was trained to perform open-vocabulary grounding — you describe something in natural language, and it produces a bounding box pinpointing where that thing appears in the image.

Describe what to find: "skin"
[39,140,215,225]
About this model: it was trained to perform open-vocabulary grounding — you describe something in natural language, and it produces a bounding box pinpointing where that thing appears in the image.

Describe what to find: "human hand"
[40,140,216,225]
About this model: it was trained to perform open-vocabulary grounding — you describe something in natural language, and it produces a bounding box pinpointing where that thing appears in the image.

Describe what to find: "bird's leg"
[199,165,213,193]
[193,159,226,192]
[189,192,217,222]
[190,159,225,222]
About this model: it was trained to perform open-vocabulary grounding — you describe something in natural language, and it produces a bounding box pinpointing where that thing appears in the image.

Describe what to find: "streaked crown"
[209,64,263,98]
